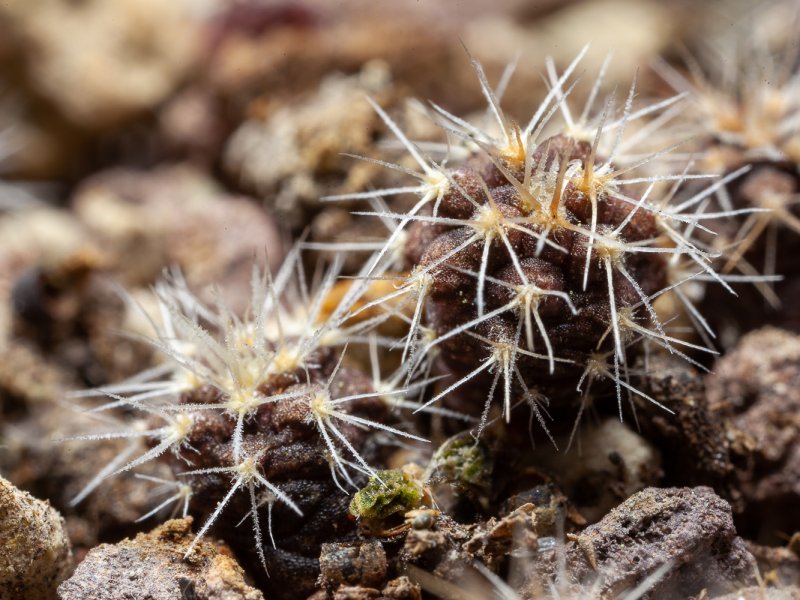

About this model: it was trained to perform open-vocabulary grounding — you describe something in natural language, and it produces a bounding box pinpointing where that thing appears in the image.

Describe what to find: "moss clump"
[426,433,491,491]
[349,470,424,520]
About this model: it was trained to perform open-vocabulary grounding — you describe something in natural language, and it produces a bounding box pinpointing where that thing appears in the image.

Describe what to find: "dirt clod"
[0,475,72,600]
[56,517,263,600]
[565,486,757,599]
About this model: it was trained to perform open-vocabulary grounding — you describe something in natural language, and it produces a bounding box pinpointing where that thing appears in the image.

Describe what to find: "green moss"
[426,432,491,489]
[349,470,423,520]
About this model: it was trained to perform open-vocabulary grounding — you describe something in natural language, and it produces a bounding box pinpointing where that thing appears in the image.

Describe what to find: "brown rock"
[380,576,422,600]
[223,65,396,230]
[397,512,474,584]
[564,487,757,599]
[465,503,546,572]
[0,341,67,416]
[706,327,800,542]
[0,476,72,600]
[319,541,387,590]
[0,0,198,130]
[330,587,379,600]
[10,252,146,386]
[57,517,263,600]
[73,165,283,312]
[0,207,89,344]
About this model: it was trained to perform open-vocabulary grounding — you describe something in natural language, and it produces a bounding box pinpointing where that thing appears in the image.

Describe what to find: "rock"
[380,576,422,600]
[223,66,395,229]
[706,327,800,542]
[462,0,675,105]
[397,512,473,584]
[72,165,283,312]
[396,485,578,592]
[0,476,72,600]
[319,541,387,590]
[57,517,263,600]
[0,0,198,130]
[465,503,546,572]
[203,12,471,115]
[329,587,380,600]
[0,207,89,344]
[396,487,757,599]
[309,578,422,600]
[0,341,67,416]
[9,252,148,386]
[562,487,757,599]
